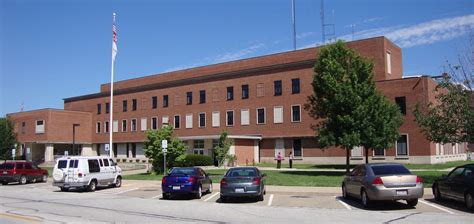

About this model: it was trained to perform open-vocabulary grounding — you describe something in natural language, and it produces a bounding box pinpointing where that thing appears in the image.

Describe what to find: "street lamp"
[72,124,80,155]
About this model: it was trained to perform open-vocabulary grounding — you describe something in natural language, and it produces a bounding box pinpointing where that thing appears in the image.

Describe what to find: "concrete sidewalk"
[202,166,453,172]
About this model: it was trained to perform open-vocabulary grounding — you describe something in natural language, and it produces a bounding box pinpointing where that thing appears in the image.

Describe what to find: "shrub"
[174,154,213,167]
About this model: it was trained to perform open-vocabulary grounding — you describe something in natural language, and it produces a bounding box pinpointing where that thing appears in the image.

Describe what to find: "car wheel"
[465,192,474,211]
[207,183,213,194]
[361,189,371,208]
[220,196,227,203]
[42,174,48,183]
[258,193,264,201]
[162,193,170,200]
[60,187,69,192]
[342,184,348,199]
[406,199,418,207]
[19,175,27,185]
[433,184,442,201]
[31,178,37,183]
[114,177,122,188]
[2,181,8,185]
[88,180,97,192]
[195,185,202,199]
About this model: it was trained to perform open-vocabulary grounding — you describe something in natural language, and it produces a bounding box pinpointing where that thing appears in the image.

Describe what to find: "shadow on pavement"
[337,196,417,211]
[424,198,473,213]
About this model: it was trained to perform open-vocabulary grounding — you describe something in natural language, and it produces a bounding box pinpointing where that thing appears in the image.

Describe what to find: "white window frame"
[226,110,234,127]
[241,109,250,126]
[351,146,363,158]
[174,115,181,129]
[96,121,101,133]
[256,107,266,125]
[162,116,169,126]
[372,148,385,157]
[121,119,127,132]
[35,120,45,134]
[185,114,193,129]
[140,117,147,131]
[273,106,283,124]
[291,104,301,123]
[386,51,392,75]
[198,112,206,128]
[151,116,158,130]
[395,134,409,157]
[131,118,137,132]
[212,111,220,127]
[113,120,119,133]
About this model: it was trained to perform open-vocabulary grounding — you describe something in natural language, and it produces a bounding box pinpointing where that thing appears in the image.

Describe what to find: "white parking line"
[151,194,162,199]
[267,194,274,206]
[204,193,220,202]
[419,199,456,214]
[334,196,352,210]
[113,188,139,195]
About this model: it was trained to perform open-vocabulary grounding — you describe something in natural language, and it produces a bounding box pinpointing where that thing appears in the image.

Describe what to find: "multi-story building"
[8,36,468,165]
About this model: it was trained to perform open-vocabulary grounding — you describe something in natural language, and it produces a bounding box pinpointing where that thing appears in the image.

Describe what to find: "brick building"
[7,36,468,165]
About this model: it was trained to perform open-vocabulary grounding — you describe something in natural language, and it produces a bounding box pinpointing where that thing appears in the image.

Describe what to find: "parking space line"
[113,188,139,195]
[334,196,352,210]
[267,194,274,206]
[151,194,162,199]
[419,199,456,214]
[204,193,220,202]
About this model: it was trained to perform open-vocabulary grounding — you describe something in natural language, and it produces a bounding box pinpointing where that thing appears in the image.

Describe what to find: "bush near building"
[174,154,213,167]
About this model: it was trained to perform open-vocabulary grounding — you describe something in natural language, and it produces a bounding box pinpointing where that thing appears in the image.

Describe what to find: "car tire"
[465,192,474,211]
[361,189,371,208]
[114,176,122,188]
[342,184,348,199]
[88,180,97,192]
[207,183,213,194]
[162,193,170,200]
[42,174,48,183]
[195,185,202,199]
[2,181,8,185]
[433,184,442,201]
[258,193,264,201]
[220,196,227,203]
[19,175,27,185]
[406,199,418,207]
[60,187,69,192]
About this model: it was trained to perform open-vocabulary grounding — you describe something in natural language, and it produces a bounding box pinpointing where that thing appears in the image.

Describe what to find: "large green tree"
[0,117,17,160]
[143,125,187,174]
[214,130,234,168]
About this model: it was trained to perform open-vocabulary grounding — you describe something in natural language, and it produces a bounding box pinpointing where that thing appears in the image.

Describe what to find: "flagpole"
[109,12,116,158]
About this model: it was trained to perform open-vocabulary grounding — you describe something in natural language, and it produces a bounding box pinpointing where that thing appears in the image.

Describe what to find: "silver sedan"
[220,167,266,202]
[342,163,424,208]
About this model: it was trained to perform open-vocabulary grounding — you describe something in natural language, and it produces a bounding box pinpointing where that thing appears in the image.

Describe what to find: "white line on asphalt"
[204,193,220,202]
[151,195,162,199]
[334,196,352,210]
[419,199,456,214]
[113,188,139,195]
[267,194,274,206]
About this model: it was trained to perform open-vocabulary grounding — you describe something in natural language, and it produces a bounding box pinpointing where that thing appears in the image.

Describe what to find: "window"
[386,51,392,74]
[395,96,406,115]
[257,83,264,97]
[96,122,101,133]
[274,80,282,96]
[396,134,408,156]
[273,106,283,123]
[122,120,127,132]
[226,110,234,126]
[132,99,137,111]
[162,116,169,126]
[105,121,109,133]
[186,114,193,129]
[371,165,411,175]
[257,108,266,124]
[199,90,206,104]
[113,120,118,132]
[241,109,250,125]
[36,120,45,133]
[293,139,302,157]
[448,167,465,179]
[87,159,100,173]
[193,140,204,155]
[21,122,26,134]
[292,78,300,94]
[212,111,220,127]
[151,117,158,130]
[106,103,110,114]
[186,92,193,105]
[103,159,109,166]
[152,96,157,109]
[241,85,249,99]
[199,113,206,128]
[140,118,147,131]
[131,119,137,131]
[291,105,301,122]
[97,104,102,114]
[351,146,363,157]
[163,95,169,107]
[174,115,180,129]
[122,100,127,112]
[227,87,234,101]
[374,148,385,156]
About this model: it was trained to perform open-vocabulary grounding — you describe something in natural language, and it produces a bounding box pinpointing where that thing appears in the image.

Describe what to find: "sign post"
[162,140,168,174]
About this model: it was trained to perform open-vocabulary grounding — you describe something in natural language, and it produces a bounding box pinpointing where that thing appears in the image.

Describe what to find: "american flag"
[112,21,117,61]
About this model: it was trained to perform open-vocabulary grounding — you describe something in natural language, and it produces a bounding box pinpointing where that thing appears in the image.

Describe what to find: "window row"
[95,105,302,133]
[350,134,409,158]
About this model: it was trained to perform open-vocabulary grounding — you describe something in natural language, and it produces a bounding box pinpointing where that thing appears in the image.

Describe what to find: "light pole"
[72,124,80,155]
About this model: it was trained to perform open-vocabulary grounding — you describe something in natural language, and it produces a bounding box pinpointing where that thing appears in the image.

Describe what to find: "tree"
[305,40,402,172]
[214,130,234,168]
[0,117,17,160]
[143,125,187,174]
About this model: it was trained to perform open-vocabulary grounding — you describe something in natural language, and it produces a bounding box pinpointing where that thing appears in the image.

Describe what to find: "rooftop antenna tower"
[320,0,335,45]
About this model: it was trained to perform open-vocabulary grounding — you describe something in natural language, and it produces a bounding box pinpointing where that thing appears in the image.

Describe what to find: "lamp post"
[72,124,80,155]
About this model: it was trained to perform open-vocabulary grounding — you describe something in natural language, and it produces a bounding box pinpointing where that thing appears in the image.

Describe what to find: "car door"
[24,163,36,180]
[198,168,208,191]
[345,165,361,196]
[441,167,465,199]
[449,168,468,201]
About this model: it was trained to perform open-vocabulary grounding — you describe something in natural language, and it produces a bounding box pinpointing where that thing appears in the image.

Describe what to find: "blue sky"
[1,0,473,116]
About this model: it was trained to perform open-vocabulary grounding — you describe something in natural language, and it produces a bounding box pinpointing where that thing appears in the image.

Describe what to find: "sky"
[1,0,473,116]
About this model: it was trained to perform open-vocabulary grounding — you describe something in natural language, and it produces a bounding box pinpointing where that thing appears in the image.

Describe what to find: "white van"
[52,156,122,192]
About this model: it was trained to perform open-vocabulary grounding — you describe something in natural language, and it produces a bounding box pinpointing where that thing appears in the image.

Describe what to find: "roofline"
[7,108,91,117]
[179,135,263,140]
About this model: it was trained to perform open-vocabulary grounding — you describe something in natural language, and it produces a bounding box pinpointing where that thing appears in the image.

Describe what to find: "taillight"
[252,177,261,185]
[78,173,83,178]
[188,176,196,183]
[220,178,227,186]
[416,176,423,183]
[162,176,167,184]
[372,177,384,185]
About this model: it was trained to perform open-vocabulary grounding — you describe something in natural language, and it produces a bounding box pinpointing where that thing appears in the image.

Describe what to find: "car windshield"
[0,163,14,169]
[371,164,411,175]
[57,160,68,169]
[169,168,196,175]
[226,168,257,177]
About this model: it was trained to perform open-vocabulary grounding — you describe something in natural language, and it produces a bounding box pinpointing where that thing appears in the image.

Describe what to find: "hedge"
[174,154,213,167]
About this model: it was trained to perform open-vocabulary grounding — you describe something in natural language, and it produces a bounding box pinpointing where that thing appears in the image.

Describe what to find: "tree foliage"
[214,130,234,168]
[143,125,187,174]
[0,117,17,160]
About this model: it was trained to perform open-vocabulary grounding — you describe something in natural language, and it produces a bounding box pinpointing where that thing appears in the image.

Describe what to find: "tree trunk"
[365,148,369,164]
[345,149,350,174]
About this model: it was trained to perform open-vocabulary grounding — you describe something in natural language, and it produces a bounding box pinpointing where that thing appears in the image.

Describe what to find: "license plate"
[2,171,6,174]
[396,190,408,196]
[172,186,180,190]
[235,188,245,193]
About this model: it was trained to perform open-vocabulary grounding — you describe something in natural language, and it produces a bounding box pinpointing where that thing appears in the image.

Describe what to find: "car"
[52,156,122,192]
[432,163,474,211]
[161,167,212,199]
[341,163,423,208]
[0,161,48,185]
[219,167,266,202]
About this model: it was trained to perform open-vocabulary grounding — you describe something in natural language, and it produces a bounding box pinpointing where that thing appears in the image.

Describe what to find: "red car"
[0,161,49,185]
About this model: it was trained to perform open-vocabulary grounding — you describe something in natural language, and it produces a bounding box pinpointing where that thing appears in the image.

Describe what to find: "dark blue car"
[432,163,474,211]
[162,167,212,199]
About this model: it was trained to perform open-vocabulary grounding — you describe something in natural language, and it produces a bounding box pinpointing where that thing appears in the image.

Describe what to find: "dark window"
[105,121,109,133]
[122,120,127,132]
[96,122,101,133]
[152,117,158,129]
[0,163,14,169]
[371,164,411,175]
[293,139,302,157]
[16,163,24,169]
[99,159,104,167]
[395,96,406,115]
[103,159,109,166]
[106,103,110,114]
[374,148,385,156]
[24,163,32,169]
[58,160,68,169]
[199,113,205,127]
[97,104,102,114]
[227,87,234,101]
[292,78,300,94]
[199,90,206,104]
[226,111,234,126]
[131,119,137,131]
[163,95,169,107]
[257,108,265,124]
[448,167,465,179]
[170,167,197,175]
[396,135,408,156]
[131,143,137,158]
[292,105,301,122]
[21,122,26,134]
[122,100,127,112]
[242,85,249,99]
[152,96,157,109]
[174,115,180,129]
[132,99,137,111]
[274,80,282,96]
[87,159,100,173]
[186,92,193,105]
